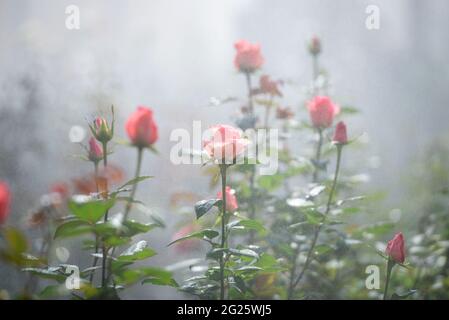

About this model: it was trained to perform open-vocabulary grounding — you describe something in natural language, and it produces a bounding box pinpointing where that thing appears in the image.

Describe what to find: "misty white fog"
[1,0,448,299]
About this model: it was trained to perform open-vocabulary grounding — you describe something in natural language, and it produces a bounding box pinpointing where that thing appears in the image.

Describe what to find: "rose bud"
[333,121,348,144]
[308,35,321,56]
[89,111,114,144]
[259,75,282,97]
[126,106,159,149]
[217,186,238,213]
[88,137,103,163]
[203,125,249,164]
[234,40,264,73]
[0,181,11,225]
[307,96,340,129]
[386,232,406,264]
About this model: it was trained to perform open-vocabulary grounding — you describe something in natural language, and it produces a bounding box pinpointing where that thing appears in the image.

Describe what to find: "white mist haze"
[1,0,448,298]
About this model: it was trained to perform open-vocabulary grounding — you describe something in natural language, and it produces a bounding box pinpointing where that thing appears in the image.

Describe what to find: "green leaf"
[122,220,158,237]
[314,244,333,255]
[194,199,221,219]
[229,248,259,259]
[391,290,417,300]
[22,267,66,282]
[68,197,115,223]
[167,229,219,247]
[233,276,248,294]
[116,176,154,193]
[235,266,262,273]
[141,268,178,287]
[254,253,284,272]
[206,248,228,260]
[115,196,145,205]
[229,219,267,235]
[305,209,324,225]
[104,236,131,247]
[118,241,156,262]
[115,266,174,287]
[54,220,93,239]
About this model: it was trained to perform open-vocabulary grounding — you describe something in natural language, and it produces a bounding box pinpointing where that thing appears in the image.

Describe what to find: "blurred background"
[1,0,448,298]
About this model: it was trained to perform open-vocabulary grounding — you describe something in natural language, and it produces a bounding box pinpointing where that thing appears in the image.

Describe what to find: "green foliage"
[194,199,222,219]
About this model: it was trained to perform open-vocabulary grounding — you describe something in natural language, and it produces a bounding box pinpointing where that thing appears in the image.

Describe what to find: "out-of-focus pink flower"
[126,106,158,149]
[386,232,406,264]
[234,40,264,73]
[308,35,321,56]
[259,75,282,97]
[0,181,11,225]
[217,186,238,213]
[307,96,340,129]
[73,165,124,195]
[50,183,69,199]
[88,137,103,162]
[276,106,294,120]
[333,121,348,144]
[203,125,249,163]
[172,224,201,253]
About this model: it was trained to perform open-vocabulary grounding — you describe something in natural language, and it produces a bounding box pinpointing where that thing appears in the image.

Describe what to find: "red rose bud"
[217,186,238,213]
[308,35,321,56]
[126,106,158,149]
[333,121,348,144]
[90,113,114,144]
[0,181,11,225]
[307,96,340,129]
[234,40,264,73]
[386,232,406,264]
[88,137,103,162]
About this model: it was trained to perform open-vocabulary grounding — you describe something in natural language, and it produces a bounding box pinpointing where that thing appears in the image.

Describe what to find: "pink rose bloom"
[333,121,348,144]
[88,137,103,162]
[172,224,200,253]
[217,186,238,213]
[203,125,249,163]
[126,106,158,148]
[234,40,264,73]
[0,181,11,225]
[307,96,340,129]
[259,75,282,97]
[386,232,405,264]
